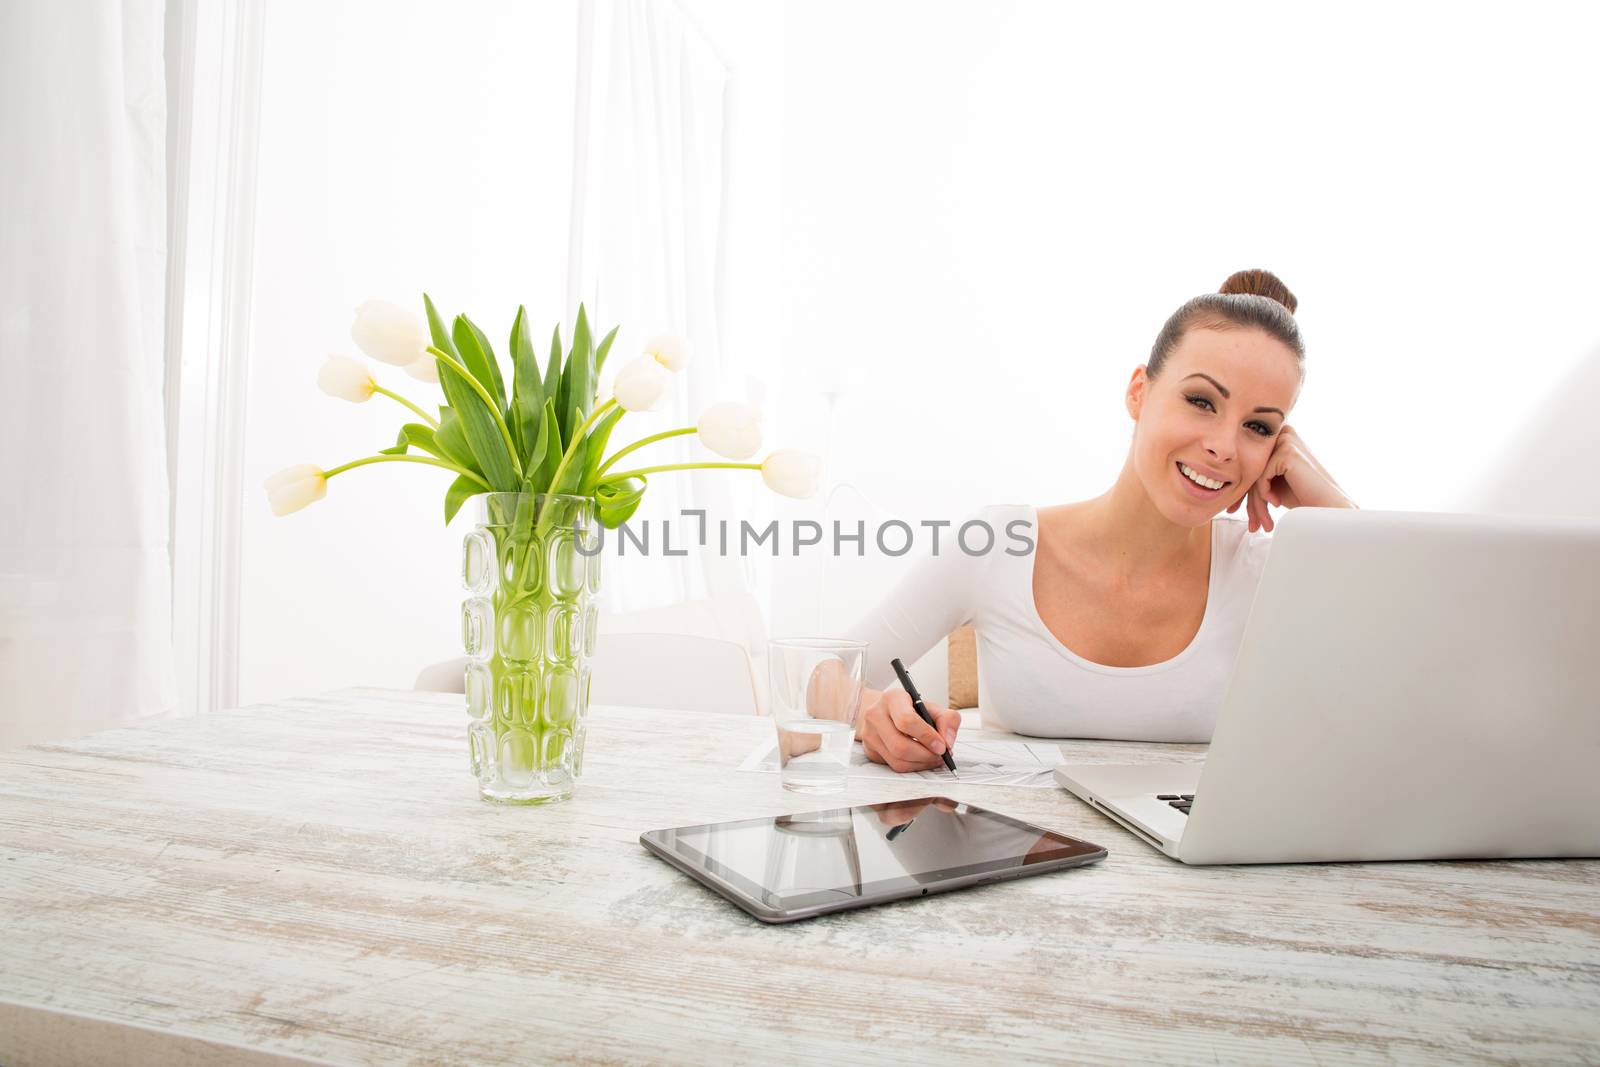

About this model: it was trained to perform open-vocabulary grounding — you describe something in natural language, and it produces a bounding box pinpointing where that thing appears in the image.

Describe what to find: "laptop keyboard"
[1156,793,1195,814]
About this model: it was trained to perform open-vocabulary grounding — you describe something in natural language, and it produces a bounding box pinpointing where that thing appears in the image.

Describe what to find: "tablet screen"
[646,797,1103,914]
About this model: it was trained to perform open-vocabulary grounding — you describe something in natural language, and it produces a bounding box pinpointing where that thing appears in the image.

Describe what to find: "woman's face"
[1126,326,1302,527]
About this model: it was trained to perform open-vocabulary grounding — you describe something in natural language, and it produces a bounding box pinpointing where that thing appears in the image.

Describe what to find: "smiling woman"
[845,269,1359,768]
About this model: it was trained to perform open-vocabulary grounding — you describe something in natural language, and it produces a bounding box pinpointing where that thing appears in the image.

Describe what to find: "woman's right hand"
[858,687,962,773]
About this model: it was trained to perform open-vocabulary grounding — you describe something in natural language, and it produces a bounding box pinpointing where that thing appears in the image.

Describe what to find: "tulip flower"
[611,354,673,412]
[351,300,429,367]
[264,451,489,518]
[643,334,691,372]
[696,401,763,460]
[317,355,376,402]
[317,354,439,427]
[264,464,328,516]
[761,450,823,499]
[403,355,440,384]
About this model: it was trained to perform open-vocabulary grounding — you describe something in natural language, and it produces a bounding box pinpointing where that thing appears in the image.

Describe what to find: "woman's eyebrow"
[1182,372,1230,397]
[1182,372,1284,417]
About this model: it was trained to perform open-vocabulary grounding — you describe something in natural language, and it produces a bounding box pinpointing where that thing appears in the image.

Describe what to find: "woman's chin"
[1145,480,1227,527]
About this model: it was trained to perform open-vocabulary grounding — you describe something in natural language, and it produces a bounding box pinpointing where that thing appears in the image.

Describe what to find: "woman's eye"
[1190,393,1275,437]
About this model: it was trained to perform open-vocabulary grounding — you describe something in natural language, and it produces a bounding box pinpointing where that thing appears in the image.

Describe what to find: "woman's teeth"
[1180,463,1226,491]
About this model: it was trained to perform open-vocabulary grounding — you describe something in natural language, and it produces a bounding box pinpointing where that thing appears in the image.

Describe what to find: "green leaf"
[595,475,646,528]
[519,402,552,493]
[433,408,479,474]
[444,474,482,525]
[555,356,571,444]
[554,433,588,496]
[543,326,564,444]
[424,295,461,390]
[437,360,519,492]
[580,405,626,493]
[510,306,542,407]
[452,314,508,418]
[423,294,458,358]
[509,306,543,460]
[548,386,590,497]
[563,304,594,444]
[593,324,620,379]
[595,475,646,507]
[509,490,538,545]
[510,401,539,470]
[536,397,563,489]
[382,422,448,460]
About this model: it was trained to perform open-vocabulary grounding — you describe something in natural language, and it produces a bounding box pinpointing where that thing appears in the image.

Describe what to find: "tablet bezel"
[639,796,1107,924]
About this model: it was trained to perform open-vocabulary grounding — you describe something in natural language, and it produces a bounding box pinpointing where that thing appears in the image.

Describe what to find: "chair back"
[590,632,759,715]
[947,625,979,709]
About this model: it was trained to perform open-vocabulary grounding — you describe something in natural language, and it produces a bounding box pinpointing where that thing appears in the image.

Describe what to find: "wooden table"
[3,688,1597,1065]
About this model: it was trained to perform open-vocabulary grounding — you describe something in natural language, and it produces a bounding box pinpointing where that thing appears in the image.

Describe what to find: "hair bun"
[1219,269,1297,315]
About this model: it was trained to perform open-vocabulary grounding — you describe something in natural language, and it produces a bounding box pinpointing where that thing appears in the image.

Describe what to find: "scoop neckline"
[1022,504,1220,677]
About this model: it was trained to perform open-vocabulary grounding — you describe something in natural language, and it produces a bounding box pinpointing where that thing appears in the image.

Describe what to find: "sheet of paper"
[738,736,1067,788]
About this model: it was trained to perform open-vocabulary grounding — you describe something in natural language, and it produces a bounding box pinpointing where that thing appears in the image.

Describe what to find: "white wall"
[239,1,577,707]
[1470,348,1600,517]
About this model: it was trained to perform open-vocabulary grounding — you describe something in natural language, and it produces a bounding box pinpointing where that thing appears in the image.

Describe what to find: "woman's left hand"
[1228,425,1355,533]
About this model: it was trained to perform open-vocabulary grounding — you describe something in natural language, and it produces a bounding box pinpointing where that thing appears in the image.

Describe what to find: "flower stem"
[603,461,761,481]
[324,453,490,489]
[426,345,523,480]
[595,426,695,480]
[372,385,439,428]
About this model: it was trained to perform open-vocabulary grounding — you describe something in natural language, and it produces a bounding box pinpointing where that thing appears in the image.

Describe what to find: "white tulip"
[696,401,763,460]
[351,299,429,367]
[317,355,376,402]
[612,354,673,411]
[403,354,440,383]
[643,333,691,372]
[264,464,328,516]
[760,450,822,499]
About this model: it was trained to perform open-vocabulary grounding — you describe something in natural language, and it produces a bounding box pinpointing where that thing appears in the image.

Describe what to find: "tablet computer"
[639,796,1107,923]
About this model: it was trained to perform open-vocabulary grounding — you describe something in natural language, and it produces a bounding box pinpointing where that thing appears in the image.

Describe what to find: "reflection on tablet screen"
[664,800,1089,901]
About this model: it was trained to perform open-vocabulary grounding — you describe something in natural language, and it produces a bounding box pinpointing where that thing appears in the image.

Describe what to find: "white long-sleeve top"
[844,504,1273,742]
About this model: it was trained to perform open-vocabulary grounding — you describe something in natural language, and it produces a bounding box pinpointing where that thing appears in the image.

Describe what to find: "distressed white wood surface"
[2,687,1597,1066]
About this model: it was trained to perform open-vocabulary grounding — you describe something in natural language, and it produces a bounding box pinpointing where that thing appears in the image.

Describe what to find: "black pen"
[890,657,958,776]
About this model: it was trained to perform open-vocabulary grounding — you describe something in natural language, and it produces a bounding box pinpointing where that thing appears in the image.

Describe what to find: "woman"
[847,269,1357,771]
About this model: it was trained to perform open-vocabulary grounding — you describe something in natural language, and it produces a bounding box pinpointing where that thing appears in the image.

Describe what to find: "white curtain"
[0,1,177,747]
[568,0,764,613]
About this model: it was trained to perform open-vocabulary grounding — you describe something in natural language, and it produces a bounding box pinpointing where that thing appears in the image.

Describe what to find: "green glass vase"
[460,493,600,804]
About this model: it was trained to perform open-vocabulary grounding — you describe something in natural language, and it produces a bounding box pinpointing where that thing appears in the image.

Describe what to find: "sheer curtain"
[569,0,767,613]
[0,1,177,747]
[233,2,577,708]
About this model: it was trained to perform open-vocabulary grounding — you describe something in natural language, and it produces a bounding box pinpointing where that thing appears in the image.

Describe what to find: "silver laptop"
[1054,507,1600,864]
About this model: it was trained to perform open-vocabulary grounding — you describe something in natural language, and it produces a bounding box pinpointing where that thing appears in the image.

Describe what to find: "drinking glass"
[767,639,868,795]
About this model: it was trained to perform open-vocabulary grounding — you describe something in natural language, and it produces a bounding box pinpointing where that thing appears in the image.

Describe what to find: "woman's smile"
[1176,460,1230,497]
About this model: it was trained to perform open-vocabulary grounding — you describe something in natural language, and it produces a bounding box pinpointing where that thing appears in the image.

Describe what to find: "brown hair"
[1146,268,1304,380]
